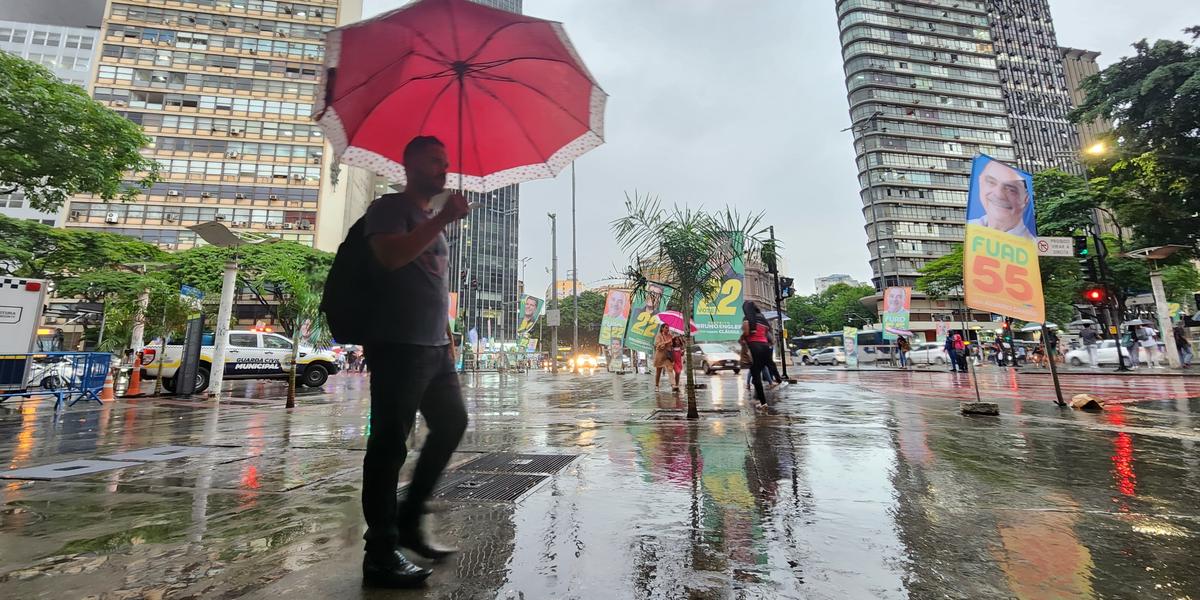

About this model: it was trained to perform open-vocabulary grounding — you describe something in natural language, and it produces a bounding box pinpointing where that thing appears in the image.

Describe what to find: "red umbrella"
[656,311,698,335]
[313,0,606,193]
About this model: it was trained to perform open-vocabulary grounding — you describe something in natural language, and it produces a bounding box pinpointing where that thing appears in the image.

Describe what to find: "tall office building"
[837,0,1078,289]
[988,0,1080,174]
[0,0,106,225]
[837,0,1016,288]
[63,0,370,250]
[1060,47,1111,147]
[448,0,523,342]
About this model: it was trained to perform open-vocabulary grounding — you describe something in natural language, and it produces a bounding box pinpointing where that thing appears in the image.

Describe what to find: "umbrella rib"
[471,72,591,131]
[462,20,541,63]
[466,77,551,165]
[327,50,453,106]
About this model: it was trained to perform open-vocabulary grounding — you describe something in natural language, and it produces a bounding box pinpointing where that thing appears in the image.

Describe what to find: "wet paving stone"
[0,368,1199,598]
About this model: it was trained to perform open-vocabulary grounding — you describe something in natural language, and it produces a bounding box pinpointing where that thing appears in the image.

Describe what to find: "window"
[230,333,258,347]
[262,335,292,350]
[31,31,62,46]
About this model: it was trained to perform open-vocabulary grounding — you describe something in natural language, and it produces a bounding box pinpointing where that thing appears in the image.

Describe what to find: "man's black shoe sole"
[362,569,432,589]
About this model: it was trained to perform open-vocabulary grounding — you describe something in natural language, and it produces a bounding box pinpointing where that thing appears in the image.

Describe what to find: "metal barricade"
[0,352,114,410]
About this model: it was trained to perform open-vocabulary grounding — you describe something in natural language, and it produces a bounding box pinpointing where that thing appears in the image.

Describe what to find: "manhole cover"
[454,452,578,475]
[431,472,549,502]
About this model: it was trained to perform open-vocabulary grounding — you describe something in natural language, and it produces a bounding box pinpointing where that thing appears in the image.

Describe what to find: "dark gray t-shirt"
[364,194,449,346]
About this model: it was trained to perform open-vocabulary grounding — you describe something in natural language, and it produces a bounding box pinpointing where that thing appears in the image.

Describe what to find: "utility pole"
[571,162,579,372]
[549,213,559,374]
[208,258,237,398]
[768,226,789,379]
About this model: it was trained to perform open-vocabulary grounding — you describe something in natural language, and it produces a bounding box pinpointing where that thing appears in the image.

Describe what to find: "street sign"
[545,309,561,327]
[179,285,205,318]
[1036,236,1073,257]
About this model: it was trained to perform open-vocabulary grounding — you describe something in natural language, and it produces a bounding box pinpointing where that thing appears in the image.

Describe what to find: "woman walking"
[742,301,782,407]
[653,324,675,390]
[670,336,685,392]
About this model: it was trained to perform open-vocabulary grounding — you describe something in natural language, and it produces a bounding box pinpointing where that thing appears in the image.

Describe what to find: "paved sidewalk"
[2,369,1199,599]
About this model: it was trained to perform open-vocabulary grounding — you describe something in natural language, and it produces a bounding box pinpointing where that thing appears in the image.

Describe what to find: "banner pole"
[960,294,984,404]
[1043,323,1066,405]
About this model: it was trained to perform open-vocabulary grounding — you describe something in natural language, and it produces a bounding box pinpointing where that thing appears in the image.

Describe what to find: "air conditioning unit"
[201,192,212,198]
[268,194,279,200]
[290,174,304,181]
[215,214,226,221]
[105,212,120,224]
[167,189,180,196]
[165,213,178,222]
[282,222,293,230]
[230,128,243,137]
[226,151,240,159]
[113,100,127,107]
[69,210,81,221]
[265,222,278,229]
[235,193,246,199]
[233,221,247,227]
[296,221,311,230]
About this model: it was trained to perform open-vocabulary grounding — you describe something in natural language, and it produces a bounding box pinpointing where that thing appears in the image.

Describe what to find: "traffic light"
[779,277,795,299]
[1083,287,1106,304]
[1073,235,1098,280]
[1072,235,1090,258]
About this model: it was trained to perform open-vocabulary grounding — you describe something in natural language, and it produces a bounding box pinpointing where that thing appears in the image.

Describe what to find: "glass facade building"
[837,0,1078,288]
[448,0,523,343]
[64,0,366,250]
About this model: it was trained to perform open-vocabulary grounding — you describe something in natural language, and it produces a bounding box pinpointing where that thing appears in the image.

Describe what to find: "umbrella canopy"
[1121,319,1154,328]
[656,311,698,334]
[1020,323,1059,333]
[314,0,606,193]
[761,310,792,322]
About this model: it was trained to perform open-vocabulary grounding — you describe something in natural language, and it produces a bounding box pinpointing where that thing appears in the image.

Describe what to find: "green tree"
[0,214,164,280]
[613,193,765,418]
[1071,27,1200,249]
[784,283,876,335]
[556,290,607,355]
[0,53,158,212]
[914,245,965,299]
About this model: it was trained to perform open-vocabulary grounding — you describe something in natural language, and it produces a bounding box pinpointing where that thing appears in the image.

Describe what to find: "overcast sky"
[360,0,1198,297]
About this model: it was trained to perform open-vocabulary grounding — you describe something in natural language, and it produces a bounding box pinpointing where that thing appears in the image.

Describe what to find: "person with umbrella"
[654,323,676,391]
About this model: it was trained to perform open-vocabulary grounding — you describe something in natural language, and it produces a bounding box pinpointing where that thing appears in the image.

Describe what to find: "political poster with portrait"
[598,290,631,347]
[693,232,745,342]
[963,155,1045,323]
[881,286,912,341]
[516,294,545,334]
[843,326,859,368]
[623,283,674,354]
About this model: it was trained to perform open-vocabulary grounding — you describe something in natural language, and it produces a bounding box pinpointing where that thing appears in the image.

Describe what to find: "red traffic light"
[1084,288,1106,303]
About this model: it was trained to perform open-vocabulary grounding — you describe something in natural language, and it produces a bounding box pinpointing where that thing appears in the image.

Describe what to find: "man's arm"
[368,194,469,271]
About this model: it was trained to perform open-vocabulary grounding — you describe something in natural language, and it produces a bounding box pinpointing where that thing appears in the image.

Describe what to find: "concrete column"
[130,288,150,352]
[208,259,238,398]
[1149,270,1181,368]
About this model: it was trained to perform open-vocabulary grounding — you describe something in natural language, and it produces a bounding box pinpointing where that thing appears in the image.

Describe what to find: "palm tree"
[612,193,766,418]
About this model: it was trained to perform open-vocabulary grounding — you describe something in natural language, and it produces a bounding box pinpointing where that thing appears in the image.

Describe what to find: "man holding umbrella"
[358,136,471,587]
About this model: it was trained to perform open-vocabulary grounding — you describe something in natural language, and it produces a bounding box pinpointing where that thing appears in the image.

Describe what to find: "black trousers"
[361,343,467,554]
[749,342,779,403]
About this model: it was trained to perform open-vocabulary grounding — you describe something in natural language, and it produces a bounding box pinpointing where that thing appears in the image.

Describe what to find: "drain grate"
[454,452,577,475]
[1,459,143,480]
[646,408,742,420]
[432,472,549,502]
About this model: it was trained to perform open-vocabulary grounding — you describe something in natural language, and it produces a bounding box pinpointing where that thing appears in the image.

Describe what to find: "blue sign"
[180,285,205,301]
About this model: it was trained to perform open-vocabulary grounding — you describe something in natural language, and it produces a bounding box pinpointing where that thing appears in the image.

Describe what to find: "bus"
[791,330,889,365]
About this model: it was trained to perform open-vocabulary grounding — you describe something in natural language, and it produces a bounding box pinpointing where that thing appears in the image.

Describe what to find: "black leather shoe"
[397,527,458,561]
[362,550,432,588]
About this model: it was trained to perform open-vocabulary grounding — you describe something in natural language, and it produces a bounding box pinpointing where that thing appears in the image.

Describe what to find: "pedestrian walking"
[1174,322,1193,368]
[1080,323,1099,368]
[653,324,675,390]
[896,336,910,368]
[952,333,969,372]
[1124,325,1140,369]
[1139,325,1160,367]
[742,301,782,406]
[357,136,470,588]
[944,334,959,372]
[670,335,684,392]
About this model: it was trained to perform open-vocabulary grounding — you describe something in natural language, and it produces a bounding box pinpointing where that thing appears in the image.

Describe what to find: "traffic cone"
[100,367,116,401]
[124,355,143,397]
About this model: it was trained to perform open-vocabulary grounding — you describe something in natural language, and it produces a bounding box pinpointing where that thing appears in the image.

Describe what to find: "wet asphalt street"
[2,366,1200,599]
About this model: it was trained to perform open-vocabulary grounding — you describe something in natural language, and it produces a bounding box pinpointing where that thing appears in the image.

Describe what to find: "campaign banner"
[448,292,459,332]
[517,294,545,334]
[693,232,746,342]
[598,290,631,347]
[623,283,674,354]
[935,320,949,342]
[843,326,859,368]
[963,155,1045,323]
[881,286,912,341]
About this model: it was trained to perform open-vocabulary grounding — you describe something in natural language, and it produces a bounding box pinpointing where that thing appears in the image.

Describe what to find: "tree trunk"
[286,331,300,408]
[683,296,698,419]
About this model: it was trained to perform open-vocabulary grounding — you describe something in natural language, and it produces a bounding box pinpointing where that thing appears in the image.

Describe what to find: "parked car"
[141,330,339,393]
[811,346,846,365]
[1064,339,1151,368]
[691,343,741,374]
[908,342,949,365]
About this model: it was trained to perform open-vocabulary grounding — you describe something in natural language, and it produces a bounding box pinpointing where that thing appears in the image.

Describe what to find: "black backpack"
[320,216,375,344]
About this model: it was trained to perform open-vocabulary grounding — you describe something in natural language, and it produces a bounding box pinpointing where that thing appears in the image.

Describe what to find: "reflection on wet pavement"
[2,368,1200,598]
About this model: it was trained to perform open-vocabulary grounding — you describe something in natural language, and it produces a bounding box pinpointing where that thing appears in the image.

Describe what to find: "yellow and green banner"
[693,232,746,342]
[623,284,674,354]
[598,290,631,347]
[517,294,545,334]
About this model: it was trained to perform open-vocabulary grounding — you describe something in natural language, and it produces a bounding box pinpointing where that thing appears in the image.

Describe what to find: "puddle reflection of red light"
[241,465,260,490]
[1105,409,1136,497]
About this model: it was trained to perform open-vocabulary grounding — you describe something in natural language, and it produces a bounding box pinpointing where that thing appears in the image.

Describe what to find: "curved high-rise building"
[837,0,1017,289]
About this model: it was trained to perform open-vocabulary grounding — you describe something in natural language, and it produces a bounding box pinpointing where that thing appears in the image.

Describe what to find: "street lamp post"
[548,213,559,374]
[570,162,579,372]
